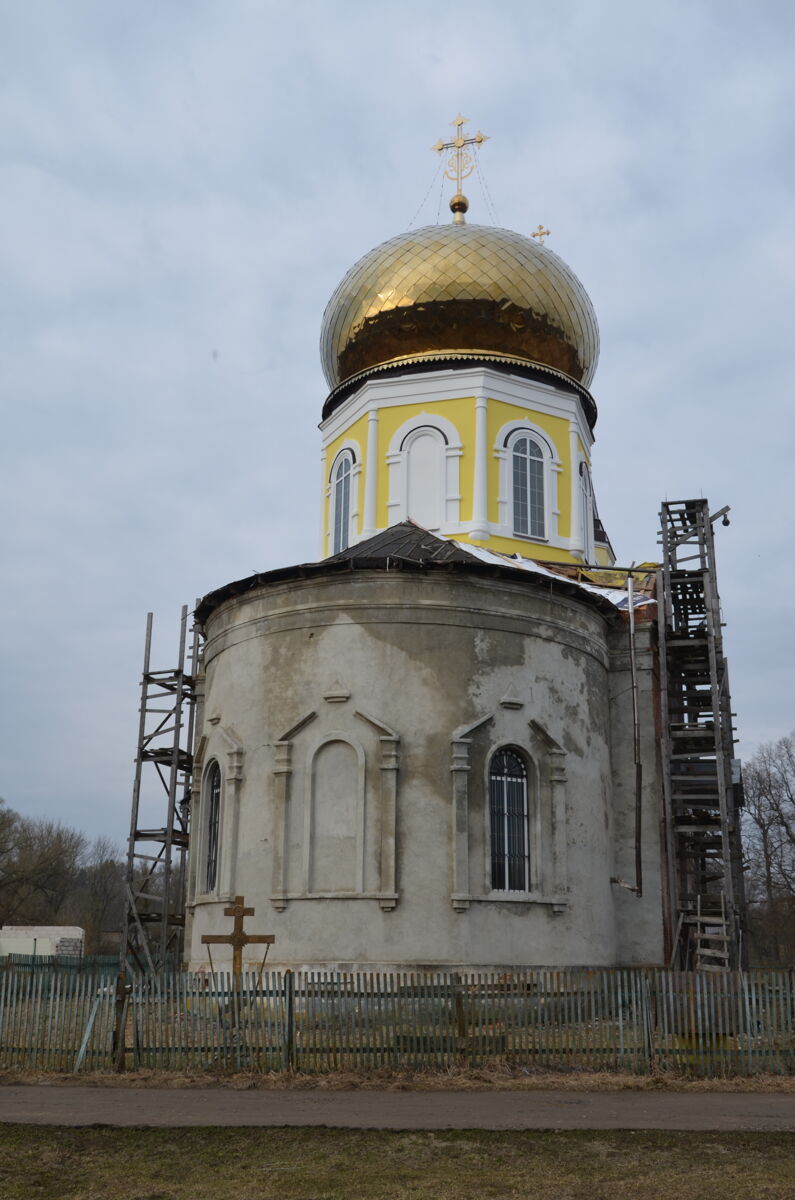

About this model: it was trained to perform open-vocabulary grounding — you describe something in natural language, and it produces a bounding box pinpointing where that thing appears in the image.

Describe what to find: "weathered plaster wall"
[607,615,668,965]
[185,569,663,970]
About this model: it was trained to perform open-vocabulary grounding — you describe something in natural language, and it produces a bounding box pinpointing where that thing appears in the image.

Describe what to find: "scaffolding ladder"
[658,500,745,969]
[121,605,199,972]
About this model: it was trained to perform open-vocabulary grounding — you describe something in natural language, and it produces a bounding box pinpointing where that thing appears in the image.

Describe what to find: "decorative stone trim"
[449,712,569,912]
[450,715,494,911]
[270,705,400,912]
[216,725,244,903]
[529,719,569,906]
[271,712,317,911]
[186,732,207,907]
[355,710,400,911]
[190,724,245,906]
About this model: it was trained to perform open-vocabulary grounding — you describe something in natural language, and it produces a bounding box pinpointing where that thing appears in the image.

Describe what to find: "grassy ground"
[1,1125,794,1199]
[2,1065,794,1090]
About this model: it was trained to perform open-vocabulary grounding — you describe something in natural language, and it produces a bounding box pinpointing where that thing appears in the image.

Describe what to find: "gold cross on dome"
[431,114,489,195]
[532,224,551,245]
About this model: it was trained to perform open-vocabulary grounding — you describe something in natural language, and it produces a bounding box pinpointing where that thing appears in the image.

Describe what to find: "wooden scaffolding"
[657,500,746,969]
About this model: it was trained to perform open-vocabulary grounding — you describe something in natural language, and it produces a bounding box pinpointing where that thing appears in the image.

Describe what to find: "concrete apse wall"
[185,568,665,971]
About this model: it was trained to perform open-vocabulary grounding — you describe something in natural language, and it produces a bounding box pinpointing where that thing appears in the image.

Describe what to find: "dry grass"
[2,1063,794,1091]
[1,1125,793,1199]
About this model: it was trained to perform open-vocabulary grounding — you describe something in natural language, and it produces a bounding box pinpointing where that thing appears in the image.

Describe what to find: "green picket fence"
[0,966,792,1076]
[288,969,793,1074]
[0,967,116,1071]
[130,972,287,1071]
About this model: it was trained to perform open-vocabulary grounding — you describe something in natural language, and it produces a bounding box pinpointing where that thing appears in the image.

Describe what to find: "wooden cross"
[531,223,551,245]
[201,895,274,979]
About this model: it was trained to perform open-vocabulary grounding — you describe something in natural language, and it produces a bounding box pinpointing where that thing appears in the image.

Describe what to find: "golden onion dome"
[320,221,600,399]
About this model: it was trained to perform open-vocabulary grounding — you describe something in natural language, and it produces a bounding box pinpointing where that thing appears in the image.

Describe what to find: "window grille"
[205,762,221,893]
[489,748,530,891]
[333,454,352,554]
[512,436,545,538]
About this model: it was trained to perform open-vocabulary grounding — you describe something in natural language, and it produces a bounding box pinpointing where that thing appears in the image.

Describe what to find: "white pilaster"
[362,408,379,536]
[471,393,489,541]
[319,449,328,557]
[569,421,583,556]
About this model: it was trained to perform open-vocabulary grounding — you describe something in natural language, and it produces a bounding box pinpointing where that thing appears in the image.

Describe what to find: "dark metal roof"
[325,522,483,566]
[194,521,619,626]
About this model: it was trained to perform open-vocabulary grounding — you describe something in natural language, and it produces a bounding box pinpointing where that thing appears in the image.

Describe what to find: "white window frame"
[386,412,463,530]
[485,745,541,897]
[326,443,361,554]
[494,420,560,544]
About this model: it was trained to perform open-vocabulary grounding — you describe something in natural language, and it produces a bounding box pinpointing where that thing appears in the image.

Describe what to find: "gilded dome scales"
[320,118,599,404]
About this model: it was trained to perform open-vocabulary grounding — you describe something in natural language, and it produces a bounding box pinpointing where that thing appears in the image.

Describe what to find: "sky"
[1,0,794,847]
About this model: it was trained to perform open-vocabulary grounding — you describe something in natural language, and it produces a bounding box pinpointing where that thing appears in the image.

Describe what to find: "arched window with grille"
[332,452,353,553]
[205,761,221,893]
[511,434,545,539]
[489,748,530,891]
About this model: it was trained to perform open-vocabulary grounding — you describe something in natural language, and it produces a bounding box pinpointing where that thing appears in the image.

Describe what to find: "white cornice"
[320,366,595,450]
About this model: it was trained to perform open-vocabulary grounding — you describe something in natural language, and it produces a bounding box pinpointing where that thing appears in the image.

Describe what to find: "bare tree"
[743,731,795,964]
[0,800,124,949]
[0,811,86,926]
[74,836,125,953]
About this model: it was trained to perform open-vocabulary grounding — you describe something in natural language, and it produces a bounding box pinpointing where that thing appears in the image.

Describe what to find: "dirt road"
[0,1085,793,1130]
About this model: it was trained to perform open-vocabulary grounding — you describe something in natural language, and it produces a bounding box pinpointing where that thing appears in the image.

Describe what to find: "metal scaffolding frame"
[121,605,200,972]
[657,500,746,969]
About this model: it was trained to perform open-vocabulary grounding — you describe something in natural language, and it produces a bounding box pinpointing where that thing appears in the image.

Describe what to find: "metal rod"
[627,571,643,898]
[121,614,154,972]
[122,606,198,974]
[158,605,188,966]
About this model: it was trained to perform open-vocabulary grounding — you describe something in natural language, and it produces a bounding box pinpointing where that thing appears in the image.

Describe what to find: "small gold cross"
[532,224,551,245]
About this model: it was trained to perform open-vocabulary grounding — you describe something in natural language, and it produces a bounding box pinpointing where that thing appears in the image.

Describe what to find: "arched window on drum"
[402,425,445,531]
[489,748,530,892]
[332,451,354,554]
[204,761,221,893]
[510,433,546,539]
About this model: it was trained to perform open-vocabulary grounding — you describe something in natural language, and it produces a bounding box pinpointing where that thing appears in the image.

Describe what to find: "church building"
[180,121,744,973]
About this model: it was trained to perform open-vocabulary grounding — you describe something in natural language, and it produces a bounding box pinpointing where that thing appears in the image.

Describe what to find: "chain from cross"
[431,114,489,195]
[532,224,551,245]
[201,895,275,979]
